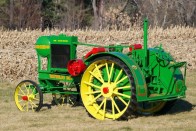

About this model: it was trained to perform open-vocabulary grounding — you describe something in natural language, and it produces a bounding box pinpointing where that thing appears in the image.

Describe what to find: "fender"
[84,52,148,101]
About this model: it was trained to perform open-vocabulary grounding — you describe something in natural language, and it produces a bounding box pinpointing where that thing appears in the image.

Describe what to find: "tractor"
[14,19,187,120]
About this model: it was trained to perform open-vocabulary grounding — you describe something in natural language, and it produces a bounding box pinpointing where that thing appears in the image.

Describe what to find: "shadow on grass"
[167,99,195,114]
[40,99,195,119]
[41,103,52,111]
[40,100,84,111]
[148,99,195,117]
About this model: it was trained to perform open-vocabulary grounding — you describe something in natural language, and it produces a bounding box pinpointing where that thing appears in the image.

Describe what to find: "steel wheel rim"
[14,81,41,112]
[81,59,131,120]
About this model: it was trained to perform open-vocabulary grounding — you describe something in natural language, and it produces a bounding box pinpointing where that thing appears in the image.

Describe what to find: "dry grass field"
[0,26,196,81]
[0,71,195,131]
[0,27,196,130]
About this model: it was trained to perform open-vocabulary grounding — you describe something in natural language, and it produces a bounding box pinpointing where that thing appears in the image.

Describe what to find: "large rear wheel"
[81,56,136,120]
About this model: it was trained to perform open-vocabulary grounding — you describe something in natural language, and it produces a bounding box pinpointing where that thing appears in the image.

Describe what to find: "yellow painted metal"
[81,60,131,120]
[35,45,50,49]
[14,82,40,112]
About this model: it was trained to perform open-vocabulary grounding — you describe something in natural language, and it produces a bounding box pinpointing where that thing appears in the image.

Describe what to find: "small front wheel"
[14,80,43,112]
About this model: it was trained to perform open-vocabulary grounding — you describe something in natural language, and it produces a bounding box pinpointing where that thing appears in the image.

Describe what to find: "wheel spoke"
[19,86,25,95]
[114,69,123,83]
[29,100,38,107]
[109,63,114,81]
[88,94,102,105]
[32,97,39,101]
[102,98,107,120]
[32,92,39,96]
[27,85,31,95]
[96,98,106,113]
[89,71,104,83]
[26,102,29,112]
[116,76,128,85]
[29,101,35,111]
[85,90,101,95]
[95,64,104,82]
[83,81,101,89]
[32,87,36,94]
[62,96,65,105]
[21,103,26,109]
[111,97,115,119]
[29,88,36,97]
[117,85,131,90]
[68,97,74,105]
[17,93,24,96]
[117,96,129,106]
[105,63,110,82]
[110,97,120,113]
[31,104,34,111]
[114,92,131,99]
[24,83,29,95]
[18,100,23,103]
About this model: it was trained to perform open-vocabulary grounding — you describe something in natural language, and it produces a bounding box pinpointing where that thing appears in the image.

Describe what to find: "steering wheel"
[154,46,171,67]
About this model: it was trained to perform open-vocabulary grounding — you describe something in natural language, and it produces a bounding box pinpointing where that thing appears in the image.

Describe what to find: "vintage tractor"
[14,20,187,120]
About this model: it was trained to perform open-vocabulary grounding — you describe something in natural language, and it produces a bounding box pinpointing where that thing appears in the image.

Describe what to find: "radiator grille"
[51,44,70,68]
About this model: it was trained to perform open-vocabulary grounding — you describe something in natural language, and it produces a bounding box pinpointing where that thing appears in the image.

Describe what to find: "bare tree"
[136,0,196,27]
[9,0,13,28]
[92,0,104,29]
[16,0,41,29]
[56,0,89,30]
[1,0,41,29]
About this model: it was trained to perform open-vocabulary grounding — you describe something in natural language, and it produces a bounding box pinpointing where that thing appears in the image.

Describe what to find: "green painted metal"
[143,19,148,68]
[31,19,187,113]
[129,19,187,101]
[84,52,148,101]
[35,34,79,96]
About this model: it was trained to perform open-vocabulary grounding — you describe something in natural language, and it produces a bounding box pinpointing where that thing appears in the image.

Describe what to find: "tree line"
[0,0,195,30]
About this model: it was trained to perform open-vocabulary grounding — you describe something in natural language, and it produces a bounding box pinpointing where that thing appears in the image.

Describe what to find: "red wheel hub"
[22,96,28,101]
[103,87,109,94]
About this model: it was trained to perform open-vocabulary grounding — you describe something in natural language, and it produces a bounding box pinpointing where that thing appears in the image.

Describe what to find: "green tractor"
[14,19,187,120]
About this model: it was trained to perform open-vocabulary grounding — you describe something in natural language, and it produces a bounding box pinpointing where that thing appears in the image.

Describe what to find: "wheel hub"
[101,83,116,97]
[22,96,28,101]
[103,87,109,94]
[81,58,133,120]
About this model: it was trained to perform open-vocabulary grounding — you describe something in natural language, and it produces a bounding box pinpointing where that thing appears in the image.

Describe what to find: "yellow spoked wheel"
[14,80,43,112]
[137,101,166,115]
[52,94,68,106]
[52,93,79,106]
[52,83,80,106]
[81,56,136,120]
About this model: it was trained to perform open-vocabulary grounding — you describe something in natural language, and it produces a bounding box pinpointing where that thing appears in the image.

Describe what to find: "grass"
[0,70,196,131]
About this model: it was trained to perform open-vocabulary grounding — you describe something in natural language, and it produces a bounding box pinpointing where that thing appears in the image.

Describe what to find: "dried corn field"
[0,26,196,82]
